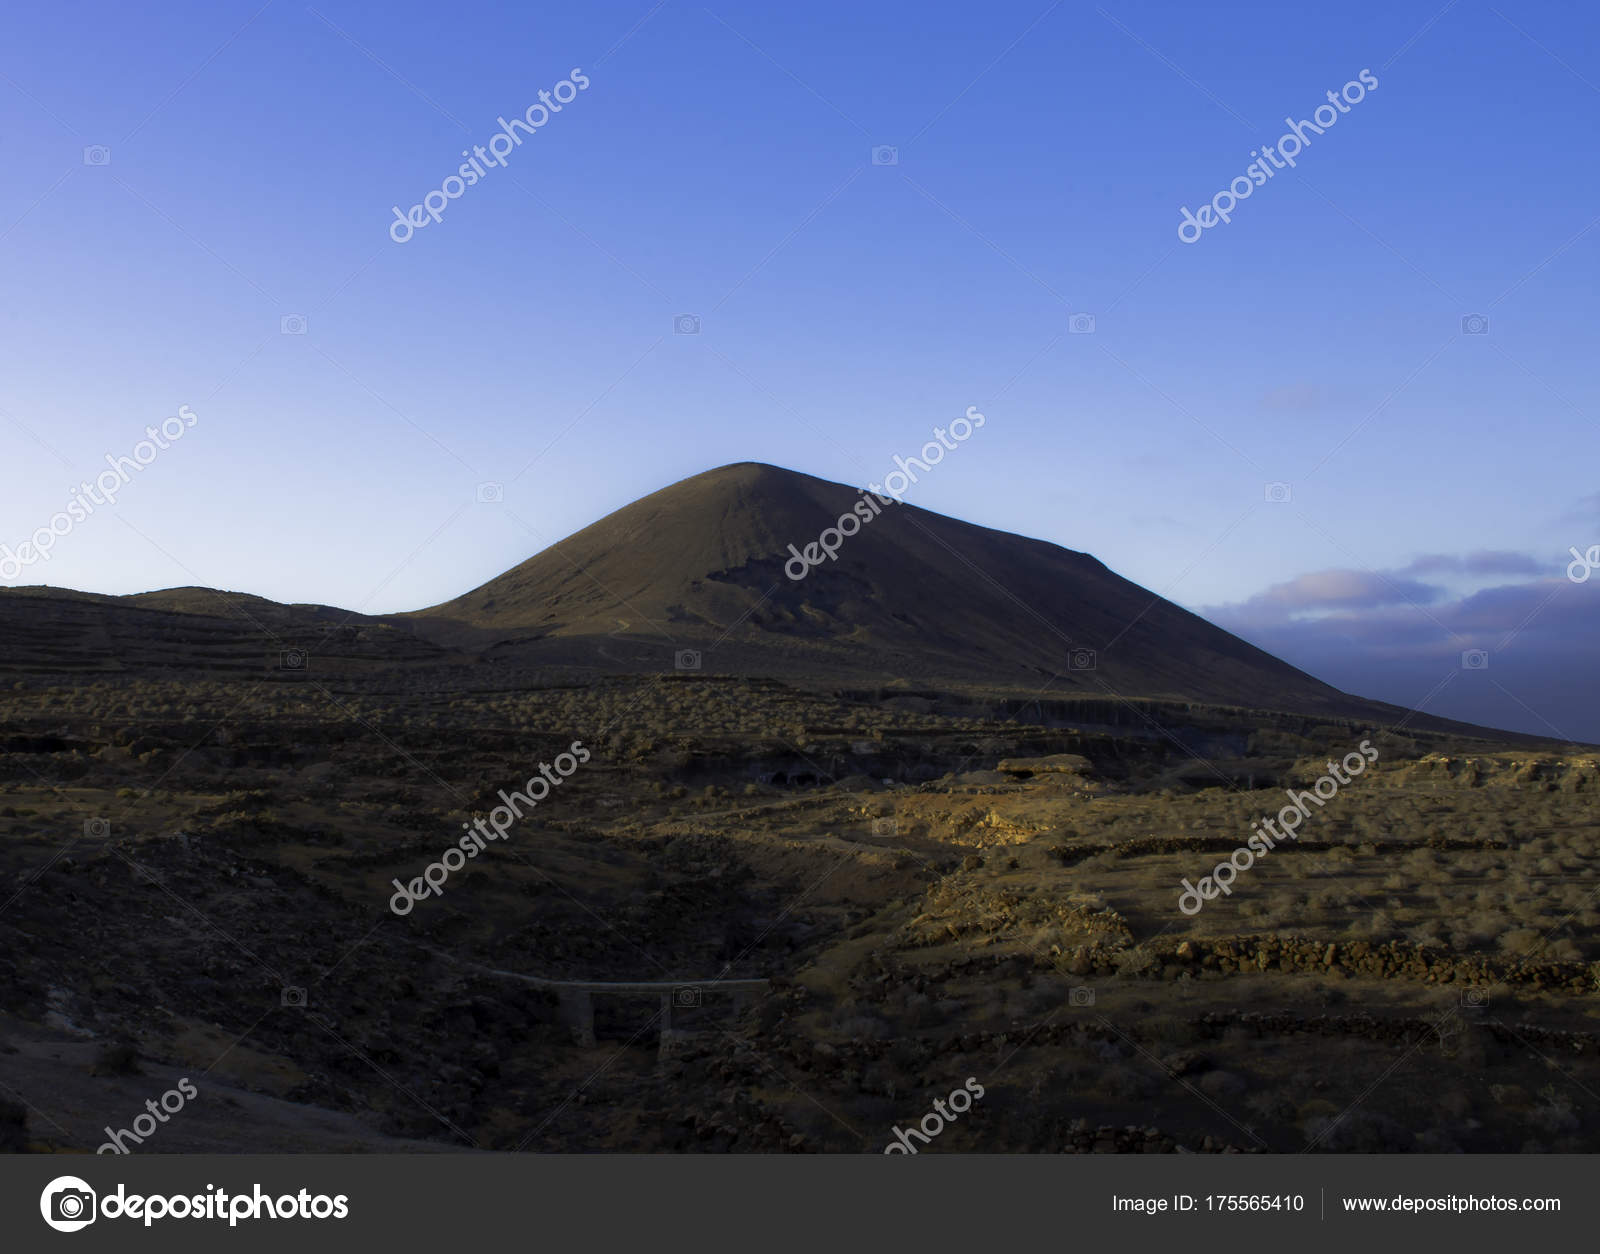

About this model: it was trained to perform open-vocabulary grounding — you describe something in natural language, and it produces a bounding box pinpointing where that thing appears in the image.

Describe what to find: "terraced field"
[1,664,1593,1152]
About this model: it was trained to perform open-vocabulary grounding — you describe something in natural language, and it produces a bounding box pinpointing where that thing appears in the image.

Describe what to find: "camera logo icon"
[280,314,308,335]
[1068,648,1096,671]
[1461,649,1490,670]
[82,146,111,167]
[40,1176,97,1232]
[83,817,111,838]
[1460,986,1489,1009]
[1461,313,1489,335]
[871,817,898,837]
[1264,481,1292,503]
[1069,986,1095,1007]
[674,314,700,335]
[673,985,702,1008]
[280,986,308,1008]
[871,145,899,166]
[278,648,307,672]
[1067,313,1096,334]
[675,649,701,671]
[476,482,504,503]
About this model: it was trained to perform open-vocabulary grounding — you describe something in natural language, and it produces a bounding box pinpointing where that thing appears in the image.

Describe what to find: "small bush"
[90,1041,142,1077]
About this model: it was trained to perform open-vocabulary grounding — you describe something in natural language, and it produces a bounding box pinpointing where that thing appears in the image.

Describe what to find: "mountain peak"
[410,463,1343,707]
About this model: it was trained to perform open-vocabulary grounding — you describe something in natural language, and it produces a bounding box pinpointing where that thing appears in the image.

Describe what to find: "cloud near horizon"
[1212,551,1548,626]
[1201,552,1599,744]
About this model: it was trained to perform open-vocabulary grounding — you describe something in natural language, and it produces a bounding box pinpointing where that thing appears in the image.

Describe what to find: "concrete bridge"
[529,977,771,1048]
[414,945,768,1050]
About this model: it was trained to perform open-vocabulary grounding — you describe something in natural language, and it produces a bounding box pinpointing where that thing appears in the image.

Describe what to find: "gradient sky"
[2,0,1596,740]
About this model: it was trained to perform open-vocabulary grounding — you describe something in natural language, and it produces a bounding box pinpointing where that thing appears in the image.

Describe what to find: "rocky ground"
[1,666,1595,1152]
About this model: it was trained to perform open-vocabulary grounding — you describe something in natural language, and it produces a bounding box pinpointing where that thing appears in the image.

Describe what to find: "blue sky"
[2,0,1596,740]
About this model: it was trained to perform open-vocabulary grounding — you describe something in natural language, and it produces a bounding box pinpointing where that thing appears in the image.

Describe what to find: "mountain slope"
[0,584,448,674]
[410,462,1351,708]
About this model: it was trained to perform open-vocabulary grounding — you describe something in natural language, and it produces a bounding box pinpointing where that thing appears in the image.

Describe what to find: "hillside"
[410,462,1354,708]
